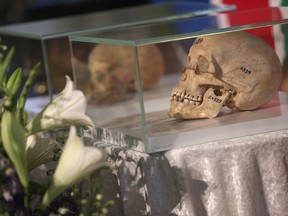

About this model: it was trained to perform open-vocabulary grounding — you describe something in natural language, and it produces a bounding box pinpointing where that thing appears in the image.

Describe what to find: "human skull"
[87,44,164,104]
[168,31,282,119]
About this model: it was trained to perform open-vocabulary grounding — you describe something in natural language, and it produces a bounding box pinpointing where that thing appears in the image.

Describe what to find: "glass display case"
[69,7,288,153]
[0,1,234,98]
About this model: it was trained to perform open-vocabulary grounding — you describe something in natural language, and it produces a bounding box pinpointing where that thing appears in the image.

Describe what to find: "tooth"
[180,92,185,99]
[173,96,177,101]
[176,92,180,97]
[184,99,189,104]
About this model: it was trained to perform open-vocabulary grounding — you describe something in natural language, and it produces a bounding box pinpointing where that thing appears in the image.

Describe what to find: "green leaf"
[1,111,29,189]
[16,62,40,125]
[0,47,14,87]
[6,67,22,98]
[3,67,23,111]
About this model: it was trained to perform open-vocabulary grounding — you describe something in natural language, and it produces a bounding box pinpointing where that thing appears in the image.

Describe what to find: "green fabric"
[281,0,288,6]
[281,0,288,64]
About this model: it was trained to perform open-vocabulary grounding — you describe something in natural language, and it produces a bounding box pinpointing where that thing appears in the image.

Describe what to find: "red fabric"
[220,1,283,48]
[221,0,270,10]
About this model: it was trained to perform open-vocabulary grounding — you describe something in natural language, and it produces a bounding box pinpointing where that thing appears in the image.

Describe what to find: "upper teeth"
[170,90,202,105]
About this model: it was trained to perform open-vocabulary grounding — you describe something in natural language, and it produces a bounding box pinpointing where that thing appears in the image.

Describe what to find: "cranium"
[168,31,282,119]
[87,44,164,104]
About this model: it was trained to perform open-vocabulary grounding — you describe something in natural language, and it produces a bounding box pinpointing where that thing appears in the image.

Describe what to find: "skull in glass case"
[168,31,282,119]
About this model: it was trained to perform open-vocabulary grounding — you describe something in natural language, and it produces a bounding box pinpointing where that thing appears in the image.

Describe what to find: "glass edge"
[68,18,288,46]
[0,31,43,40]
[68,35,136,46]
[146,114,288,153]
[132,18,288,45]
[133,47,150,151]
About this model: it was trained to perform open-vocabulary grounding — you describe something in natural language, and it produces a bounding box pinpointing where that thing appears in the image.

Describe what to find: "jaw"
[168,88,231,119]
[168,103,210,119]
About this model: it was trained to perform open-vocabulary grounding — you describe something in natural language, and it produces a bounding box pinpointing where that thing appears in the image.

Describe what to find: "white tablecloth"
[99,129,288,216]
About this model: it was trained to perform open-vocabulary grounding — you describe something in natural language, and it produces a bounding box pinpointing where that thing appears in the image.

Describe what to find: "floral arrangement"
[0,45,113,215]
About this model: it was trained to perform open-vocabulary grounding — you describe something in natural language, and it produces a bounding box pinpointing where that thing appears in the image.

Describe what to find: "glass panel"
[71,43,148,151]
[0,1,234,98]
[69,7,288,153]
[70,7,288,45]
[0,2,235,39]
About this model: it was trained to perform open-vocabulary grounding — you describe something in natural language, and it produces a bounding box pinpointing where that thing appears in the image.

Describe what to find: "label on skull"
[240,66,251,75]
[222,69,257,93]
[207,95,222,103]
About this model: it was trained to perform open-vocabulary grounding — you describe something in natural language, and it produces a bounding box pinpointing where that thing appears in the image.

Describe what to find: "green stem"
[24,187,29,215]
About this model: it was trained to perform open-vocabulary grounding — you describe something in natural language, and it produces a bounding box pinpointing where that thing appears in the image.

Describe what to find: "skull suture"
[168,31,282,119]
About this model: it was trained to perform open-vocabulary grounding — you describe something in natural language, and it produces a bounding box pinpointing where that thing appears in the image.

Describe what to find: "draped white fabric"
[101,129,288,216]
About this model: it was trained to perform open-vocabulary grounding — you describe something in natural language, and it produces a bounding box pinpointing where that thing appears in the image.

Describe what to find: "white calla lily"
[26,76,94,135]
[42,126,108,207]
[26,134,59,172]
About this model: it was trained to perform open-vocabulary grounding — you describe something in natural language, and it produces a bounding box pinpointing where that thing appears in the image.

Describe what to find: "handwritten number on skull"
[240,66,251,74]
[208,95,222,103]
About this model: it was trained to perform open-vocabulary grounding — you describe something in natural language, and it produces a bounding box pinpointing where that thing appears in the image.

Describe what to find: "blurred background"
[1,0,287,26]
[0,0,151,25]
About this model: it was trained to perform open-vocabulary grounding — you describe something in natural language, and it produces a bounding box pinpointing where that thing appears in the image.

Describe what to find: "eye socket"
[209,86,224,96]
[213,88,222,96]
